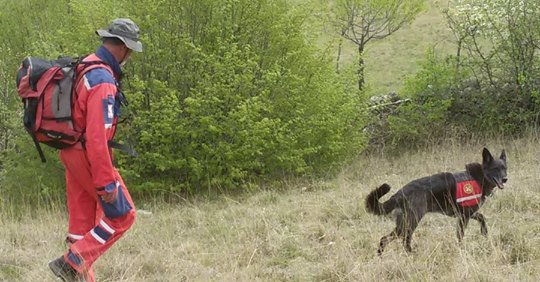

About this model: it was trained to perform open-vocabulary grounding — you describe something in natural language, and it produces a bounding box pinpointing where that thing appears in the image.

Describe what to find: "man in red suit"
[49,18,143,282]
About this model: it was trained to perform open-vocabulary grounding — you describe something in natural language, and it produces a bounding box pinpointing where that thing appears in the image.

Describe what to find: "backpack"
[15,56,104,162]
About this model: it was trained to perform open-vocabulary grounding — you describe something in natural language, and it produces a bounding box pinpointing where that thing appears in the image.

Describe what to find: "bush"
[120,32,365,192]
[0,139,66,209]
[379,44,540,150]
[385,49,457,148]
[449,82,539,134]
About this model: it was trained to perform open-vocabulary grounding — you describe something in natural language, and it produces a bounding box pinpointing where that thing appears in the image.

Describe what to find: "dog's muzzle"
[495,177,508,189]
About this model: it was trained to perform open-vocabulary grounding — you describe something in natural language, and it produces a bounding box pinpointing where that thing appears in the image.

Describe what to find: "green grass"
[2,134,540,281]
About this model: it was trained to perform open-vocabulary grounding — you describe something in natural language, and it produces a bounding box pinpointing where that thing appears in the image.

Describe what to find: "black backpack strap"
[108,141,138,157]
[79,136,137,158]
[29,131,47,163]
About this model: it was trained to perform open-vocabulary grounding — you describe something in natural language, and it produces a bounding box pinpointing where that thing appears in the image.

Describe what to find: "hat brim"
[96,29,143,52]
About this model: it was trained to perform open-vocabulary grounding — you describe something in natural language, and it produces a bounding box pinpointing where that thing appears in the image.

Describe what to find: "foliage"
[0,0,366,200]
[0,61,17,173]
[443,0,540,133]
[0,141,66,208]
[117,0,366,191]
[3,0,539,200]
[445,0,540,84]
[372,0,540,150]
[386,49,456,148]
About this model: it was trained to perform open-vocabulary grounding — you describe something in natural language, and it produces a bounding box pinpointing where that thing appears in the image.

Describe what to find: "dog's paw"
[481,227,488,236]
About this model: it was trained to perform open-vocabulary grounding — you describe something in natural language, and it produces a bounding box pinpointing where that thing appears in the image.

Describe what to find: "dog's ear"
[482,147,494,164]
[500,149,507,163]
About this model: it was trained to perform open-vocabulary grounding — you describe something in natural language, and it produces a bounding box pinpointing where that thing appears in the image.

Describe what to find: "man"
[48,18,143,282]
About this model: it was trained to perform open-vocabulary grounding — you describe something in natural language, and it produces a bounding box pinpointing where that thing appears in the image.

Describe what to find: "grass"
[2,134,540,281]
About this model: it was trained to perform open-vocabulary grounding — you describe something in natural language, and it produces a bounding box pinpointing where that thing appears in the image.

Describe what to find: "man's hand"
[101,189,118,203]
[98,181,119,203]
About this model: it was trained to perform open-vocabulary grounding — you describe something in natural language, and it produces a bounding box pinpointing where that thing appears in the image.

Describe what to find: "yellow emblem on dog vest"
[463,183,474,194]
[455,177,482,207]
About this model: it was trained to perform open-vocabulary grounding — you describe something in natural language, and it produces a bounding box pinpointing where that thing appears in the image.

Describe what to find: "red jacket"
[72,46,124,192]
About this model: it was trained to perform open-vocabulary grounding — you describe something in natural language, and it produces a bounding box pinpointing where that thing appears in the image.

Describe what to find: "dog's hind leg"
[471,212,487,236]
[377,230,397,256]
[401,196,427,253]
[403,225,416,253]
[377,209,405,255]
[457,215,470,242]
[402,211,424,253]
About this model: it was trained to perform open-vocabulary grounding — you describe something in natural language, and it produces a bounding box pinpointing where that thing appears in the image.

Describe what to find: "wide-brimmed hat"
[96,18,143,52]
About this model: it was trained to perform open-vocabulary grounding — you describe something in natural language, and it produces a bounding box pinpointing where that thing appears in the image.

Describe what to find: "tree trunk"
[336,37,343,73]
[456,38,462,71]
[357,44,365,91]
[336,28,347,73]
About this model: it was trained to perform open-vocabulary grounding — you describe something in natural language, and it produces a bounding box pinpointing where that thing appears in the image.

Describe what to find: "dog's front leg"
[456,215,470,242]
[471,212,488,236]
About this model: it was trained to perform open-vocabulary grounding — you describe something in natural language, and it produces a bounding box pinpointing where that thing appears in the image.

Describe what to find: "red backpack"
[15,57,104,162]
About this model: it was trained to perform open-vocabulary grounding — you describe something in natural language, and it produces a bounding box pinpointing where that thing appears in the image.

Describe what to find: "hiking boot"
[48,256,85,282]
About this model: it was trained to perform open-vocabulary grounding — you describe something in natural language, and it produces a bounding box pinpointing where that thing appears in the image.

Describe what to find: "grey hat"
[96,18,143,52]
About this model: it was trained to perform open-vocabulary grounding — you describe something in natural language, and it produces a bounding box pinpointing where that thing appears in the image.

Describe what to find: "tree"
[331,0,425,91]
[444,0,540,93]
[440,0,540,134]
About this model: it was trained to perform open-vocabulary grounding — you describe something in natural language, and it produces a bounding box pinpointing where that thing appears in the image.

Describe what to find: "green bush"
[0,138,66,209]
[449,83,539,134]
[386,49,456,148]
[119,22,366,191]
[442,0,540,134]
[381,43,540,150]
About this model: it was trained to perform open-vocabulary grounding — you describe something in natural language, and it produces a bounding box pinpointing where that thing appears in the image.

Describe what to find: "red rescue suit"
[59,46,136,281]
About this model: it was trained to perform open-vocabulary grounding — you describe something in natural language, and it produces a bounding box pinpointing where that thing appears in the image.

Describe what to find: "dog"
[365,148,507,255]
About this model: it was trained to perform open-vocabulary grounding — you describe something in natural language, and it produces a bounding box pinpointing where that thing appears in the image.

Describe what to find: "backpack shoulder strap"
[76,59,108,79]
[72,58,110,94]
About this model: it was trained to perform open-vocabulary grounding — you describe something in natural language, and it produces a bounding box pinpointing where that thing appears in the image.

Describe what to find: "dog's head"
[482,148,508,189]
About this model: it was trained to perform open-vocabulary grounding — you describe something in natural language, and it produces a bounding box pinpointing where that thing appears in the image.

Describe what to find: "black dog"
[365,148,507,255]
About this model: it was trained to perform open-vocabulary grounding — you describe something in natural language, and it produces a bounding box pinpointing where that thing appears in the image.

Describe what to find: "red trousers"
[59,146,136,281]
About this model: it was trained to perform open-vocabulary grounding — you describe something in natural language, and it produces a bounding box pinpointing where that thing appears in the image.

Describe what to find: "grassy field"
[2,133,540,281]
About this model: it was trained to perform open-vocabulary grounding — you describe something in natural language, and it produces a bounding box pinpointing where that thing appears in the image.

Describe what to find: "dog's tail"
[365,183,397,216]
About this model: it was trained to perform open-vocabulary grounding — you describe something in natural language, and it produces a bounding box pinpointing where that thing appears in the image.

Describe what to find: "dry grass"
[2,134,540,281]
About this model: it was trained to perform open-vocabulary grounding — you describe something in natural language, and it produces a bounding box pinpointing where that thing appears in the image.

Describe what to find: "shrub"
[385,49,457,148]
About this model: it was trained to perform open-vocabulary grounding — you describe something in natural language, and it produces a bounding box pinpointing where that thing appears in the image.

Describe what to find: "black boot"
[48,256,85,282]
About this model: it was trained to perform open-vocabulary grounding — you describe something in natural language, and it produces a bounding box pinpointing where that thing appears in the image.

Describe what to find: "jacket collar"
[96,45,122,78]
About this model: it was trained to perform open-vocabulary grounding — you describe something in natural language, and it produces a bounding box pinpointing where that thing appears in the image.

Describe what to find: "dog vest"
[453,172,482,207]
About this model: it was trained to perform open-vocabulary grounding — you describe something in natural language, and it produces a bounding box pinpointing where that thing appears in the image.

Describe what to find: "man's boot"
[48,256,85,282]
